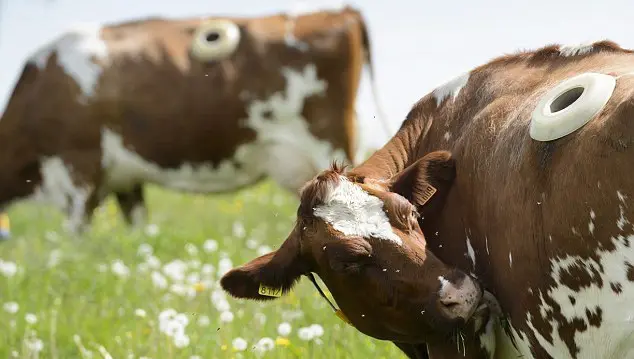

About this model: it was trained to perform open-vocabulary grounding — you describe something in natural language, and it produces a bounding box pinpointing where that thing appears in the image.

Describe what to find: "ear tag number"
[419,184,437,206]
[335,309,352,325]
[258,284,282,297]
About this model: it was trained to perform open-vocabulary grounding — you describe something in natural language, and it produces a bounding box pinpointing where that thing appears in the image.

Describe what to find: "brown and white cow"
[220,152,502,358]
[0,6,389,233]
[343,40,634,358]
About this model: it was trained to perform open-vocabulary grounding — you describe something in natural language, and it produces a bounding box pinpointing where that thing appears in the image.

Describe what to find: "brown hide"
[350,40,634,358]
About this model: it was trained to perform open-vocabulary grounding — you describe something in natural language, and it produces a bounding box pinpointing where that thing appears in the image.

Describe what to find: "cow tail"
[358,15,393,139]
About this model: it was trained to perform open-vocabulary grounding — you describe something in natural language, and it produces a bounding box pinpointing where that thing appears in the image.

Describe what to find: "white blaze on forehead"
[559,42,595,57]
[432,72,470,107]
[313,176,402,245]
[29,23,109,99]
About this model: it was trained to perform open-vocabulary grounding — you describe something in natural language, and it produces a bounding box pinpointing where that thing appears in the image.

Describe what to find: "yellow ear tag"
[258,284,282,298]
[335,309,352,325]
[418,184,437,206]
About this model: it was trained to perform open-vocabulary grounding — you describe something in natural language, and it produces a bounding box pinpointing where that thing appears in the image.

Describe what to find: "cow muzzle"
[436,274,483,322]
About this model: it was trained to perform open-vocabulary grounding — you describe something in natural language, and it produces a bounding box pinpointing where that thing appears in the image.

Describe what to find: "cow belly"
[100,128,266,194]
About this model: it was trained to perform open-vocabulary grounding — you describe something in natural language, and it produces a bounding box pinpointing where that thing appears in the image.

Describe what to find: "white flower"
[218,258,233,276]
[151,271,168,290]
[203,239,218,253]
[197,315,210,327]
[146,256,161,269]
[201,264,215,276]
[253,337,275,354]
[134,309,146,318]
[185,243,198,256]
[297,327,314,341]
[25,337,43,353]
[137,243,153,257]
[111,260,130,278]
[47,249,62,268]
[174,313,189,327]
[0,260,17,277]
[246,239,258,249]
[186,273,201,285]
[159,309,177,323]
[173,333,190,348]
[25,313,37,325]
[219,311,234,323]
[190,356,201,359]
[277,322,292,337]
[144,224,160,237]
[232,337,247,351]
[310,324,324,337]
[232,222,246,238]
[3,302,18,314]
[257,245,272,257]
[163,260,187,281]
[214,299,230,312]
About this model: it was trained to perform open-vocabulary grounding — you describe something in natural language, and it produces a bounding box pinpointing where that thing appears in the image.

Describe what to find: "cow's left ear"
[388,150,456,217]
[220,227,307,300]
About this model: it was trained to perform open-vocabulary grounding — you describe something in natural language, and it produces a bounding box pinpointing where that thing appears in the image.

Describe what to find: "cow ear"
[220,228,307,300]
[388,150,456,217]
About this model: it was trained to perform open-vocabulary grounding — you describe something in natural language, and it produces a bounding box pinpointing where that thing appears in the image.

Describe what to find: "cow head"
[221,151,489,344]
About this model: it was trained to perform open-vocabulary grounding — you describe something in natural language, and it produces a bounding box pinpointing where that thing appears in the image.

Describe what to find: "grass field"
[0,180,405,358]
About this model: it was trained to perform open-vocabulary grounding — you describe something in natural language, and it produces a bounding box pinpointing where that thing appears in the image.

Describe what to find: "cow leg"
[33,154,103,236]
[114,184,147,228]
[392,342,430,359]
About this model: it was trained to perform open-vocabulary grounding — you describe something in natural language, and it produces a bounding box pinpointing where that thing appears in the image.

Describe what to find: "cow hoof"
[530,72,616,141]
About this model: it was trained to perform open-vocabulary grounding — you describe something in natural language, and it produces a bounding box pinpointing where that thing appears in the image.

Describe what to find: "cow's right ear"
[388,150,456,218]
[220,228,307,300]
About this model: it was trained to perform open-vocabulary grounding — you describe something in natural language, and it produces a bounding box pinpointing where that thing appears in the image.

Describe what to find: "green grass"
[0,180,404,358]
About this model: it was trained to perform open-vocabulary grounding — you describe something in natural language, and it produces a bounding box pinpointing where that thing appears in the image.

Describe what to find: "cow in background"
[0,6,390,234]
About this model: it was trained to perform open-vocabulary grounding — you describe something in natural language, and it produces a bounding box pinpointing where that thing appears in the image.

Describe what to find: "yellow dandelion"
[193,282,205,292]
[275,337,290,347]
[221,344,227,351]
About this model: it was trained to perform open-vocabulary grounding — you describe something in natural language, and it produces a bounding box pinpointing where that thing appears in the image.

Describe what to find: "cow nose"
[437,275,481,320]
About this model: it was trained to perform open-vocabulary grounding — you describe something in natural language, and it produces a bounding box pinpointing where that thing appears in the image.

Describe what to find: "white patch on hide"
[559,42,595,57]
[443,131,452,141]
[466,236,476,268]
[589,209,596,235]
[29,23,109,100]
[244,64,349,192]
[313,176,402,245]
[432,72,470,107]
[509,252,513,267]
[28,157,91,233]
[479,316,496,359]
[485,236,490,255]
[521,191,634,358]
[101,63,346,195]
[101,128,266,193]
[438,275,450,295]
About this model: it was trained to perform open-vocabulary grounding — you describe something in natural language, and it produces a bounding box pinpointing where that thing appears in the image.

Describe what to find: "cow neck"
[304,272,353,326]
